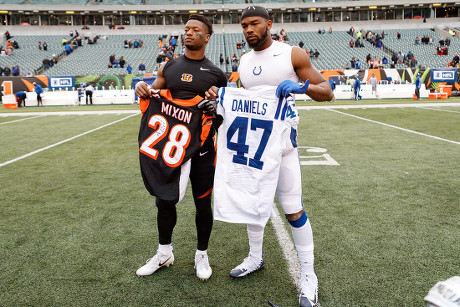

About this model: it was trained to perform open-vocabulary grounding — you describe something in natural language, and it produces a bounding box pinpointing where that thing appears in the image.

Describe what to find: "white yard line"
[418,106,460,114]
[296,102,460,110]
[0,110,140,117]
[270,204,301,291]
[0,115,44,125]
[328,109,460,146]
[0,113,139,168]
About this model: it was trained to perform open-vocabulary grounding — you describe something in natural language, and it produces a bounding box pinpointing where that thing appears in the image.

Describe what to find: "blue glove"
[276,79,310,98]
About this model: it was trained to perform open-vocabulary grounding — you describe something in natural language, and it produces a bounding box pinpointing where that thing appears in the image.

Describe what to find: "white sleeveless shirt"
[238,40,300,91]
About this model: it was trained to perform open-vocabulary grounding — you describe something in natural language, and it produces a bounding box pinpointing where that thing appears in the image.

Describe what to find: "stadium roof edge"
[1,0,459,13]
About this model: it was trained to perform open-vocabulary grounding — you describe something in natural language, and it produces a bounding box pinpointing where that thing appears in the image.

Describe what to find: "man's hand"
[275,79,310,98]
[135,81,152,99]
[197,99,217,114]
[204,86,219,100]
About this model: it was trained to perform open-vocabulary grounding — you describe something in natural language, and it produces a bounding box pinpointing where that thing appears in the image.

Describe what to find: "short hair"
[188,14,213,36]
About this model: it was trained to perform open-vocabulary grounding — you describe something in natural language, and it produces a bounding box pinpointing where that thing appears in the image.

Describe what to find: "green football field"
[0,99,459,306]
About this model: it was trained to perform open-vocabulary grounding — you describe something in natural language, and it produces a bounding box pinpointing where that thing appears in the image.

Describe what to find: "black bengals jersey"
[138,89,213,201]
[163,55,227,100]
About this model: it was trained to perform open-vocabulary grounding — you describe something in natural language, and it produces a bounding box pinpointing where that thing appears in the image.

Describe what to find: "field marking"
[0,110,140,117]
[0,113,139,168]
[270,204,301,291]
[0,115,44,125]
[419,106,460,114]
[296,102,460,110]
[328,109,460,146]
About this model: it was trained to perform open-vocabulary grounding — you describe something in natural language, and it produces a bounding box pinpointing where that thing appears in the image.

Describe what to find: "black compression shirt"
[163,55,228,100]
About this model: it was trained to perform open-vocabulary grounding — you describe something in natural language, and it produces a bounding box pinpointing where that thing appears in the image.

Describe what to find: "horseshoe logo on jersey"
[253,66,262,76]
[181,73,193,82]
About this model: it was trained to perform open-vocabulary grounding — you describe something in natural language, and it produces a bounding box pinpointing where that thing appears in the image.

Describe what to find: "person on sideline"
[134,14,227,281]
[85,83,94,104]
[415,73,422,100]
[369,73,378,97]
[33,82,43,106]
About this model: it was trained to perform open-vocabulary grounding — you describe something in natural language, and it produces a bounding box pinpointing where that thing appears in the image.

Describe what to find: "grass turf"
[0,102,459,306]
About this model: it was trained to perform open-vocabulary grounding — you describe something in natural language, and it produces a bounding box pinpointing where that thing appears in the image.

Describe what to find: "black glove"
[197,99,217,114]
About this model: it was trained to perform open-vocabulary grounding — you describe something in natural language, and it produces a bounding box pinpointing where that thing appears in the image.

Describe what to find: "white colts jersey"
[238,40,299,91]
[213,87,298,227]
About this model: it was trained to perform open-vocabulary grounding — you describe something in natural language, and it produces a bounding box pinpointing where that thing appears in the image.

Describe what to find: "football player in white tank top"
[206,6,333,307]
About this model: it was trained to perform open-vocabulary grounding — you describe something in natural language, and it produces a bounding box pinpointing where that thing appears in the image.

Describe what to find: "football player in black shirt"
[135,14,227,280]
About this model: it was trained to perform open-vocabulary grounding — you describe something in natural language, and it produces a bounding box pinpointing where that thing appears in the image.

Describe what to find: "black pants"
[156,136,215,251]
[37,94,42,106]
[85,91,93,104]
[415,88,420,99]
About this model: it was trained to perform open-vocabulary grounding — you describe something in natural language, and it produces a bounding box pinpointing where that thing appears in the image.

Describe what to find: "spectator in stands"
[108,61,113,68]
[354,59,361,69]
[12,64,20,76]
[298,40,304,49]
[43,58,50,71]
[231,53,239,64]
[314,49,319,60]
[5,30,11,40]
[410,57,417,69]
[70,30,73,37]
[0,65,3,76]
[397,52,404,64]
[170,36,177,52]
[65,42,72,55]
[134,40,139,48]
[113,58,119,68]
[415,73,421,100]
[397,32,401,39]
[109,54,115,65]
[390,61,395,68]
[382,56,388,65]
[129,40,133,48]
[3,64,11,76]
[391,53,398,64]
[345,63,350,70]
[139,62,146,74]
[16,91,27,108]
[309,49,314,60]
[138,39,144,48]
[329,27,332,34]
[219,54,224,66]
[415,36,420,45]
[366,53,371,63]
[38,41,42,51]
[451,53,459,67]
[33,82,43,106]
[119,56,126,68]
[349,26,354,35]
[349,39,354,48]
[231,60,238,72]
[350,57,356,68]
[381,31,385,39]
[225,56,229,65]
[156,52,164,70]
[124,40,129,48]
[126,64,132,74]
[369,74,377,96]
[43,42,48,51]
[85,84,94,105]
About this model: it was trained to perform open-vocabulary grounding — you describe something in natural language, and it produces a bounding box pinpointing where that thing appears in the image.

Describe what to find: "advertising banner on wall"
[431,68,458,82]
[48,76,75,90]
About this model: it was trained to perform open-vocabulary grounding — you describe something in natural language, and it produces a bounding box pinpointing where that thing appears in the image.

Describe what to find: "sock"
[290,218,315,275]
[247,224,264,260]
[158,243,172,255]
[195,249,207,256]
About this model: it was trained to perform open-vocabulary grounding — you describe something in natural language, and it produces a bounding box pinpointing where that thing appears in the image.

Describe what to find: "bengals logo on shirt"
[181,73,193,82]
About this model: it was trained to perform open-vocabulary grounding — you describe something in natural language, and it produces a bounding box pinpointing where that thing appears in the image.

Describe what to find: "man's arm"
[135,63,167,99]
[291,46,333,101]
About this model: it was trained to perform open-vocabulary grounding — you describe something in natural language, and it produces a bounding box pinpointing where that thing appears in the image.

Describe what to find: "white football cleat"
[136,251,174,277]
[229,254,264,279]
[194,252,212,280]
[299,272,318,307]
